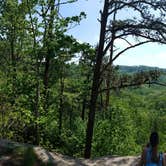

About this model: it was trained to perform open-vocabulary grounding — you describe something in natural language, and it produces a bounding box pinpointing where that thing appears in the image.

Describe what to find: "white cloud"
[114,44,166,68]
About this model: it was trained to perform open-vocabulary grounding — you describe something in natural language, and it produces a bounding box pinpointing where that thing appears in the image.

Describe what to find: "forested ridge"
[0,0,166,160]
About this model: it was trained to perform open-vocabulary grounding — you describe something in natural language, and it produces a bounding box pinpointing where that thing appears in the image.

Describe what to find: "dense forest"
[0,0,166,159]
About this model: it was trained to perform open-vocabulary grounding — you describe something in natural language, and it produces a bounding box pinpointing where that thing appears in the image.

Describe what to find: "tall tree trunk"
[10,27,16,105]
[58,75,64,136]
[105,71,111,109]
[100,89,104,110]
[84,0,109,159]
[105,63,113,110]
[27,0,40,145]
[43,0,55,112]
[34,24,40,146]
[69,103,73,130]
[81,98,86,120]
[43,56,50,111]
[105,4,117,110]
[1,107,4,139]
[34,74,40,145]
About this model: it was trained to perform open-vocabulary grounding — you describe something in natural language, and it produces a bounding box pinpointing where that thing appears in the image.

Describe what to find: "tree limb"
[101,40,151,75]
[98,81,166,93]
[112,40,151,62]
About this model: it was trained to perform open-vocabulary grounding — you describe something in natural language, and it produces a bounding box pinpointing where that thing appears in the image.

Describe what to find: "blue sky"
[60,0,166,68]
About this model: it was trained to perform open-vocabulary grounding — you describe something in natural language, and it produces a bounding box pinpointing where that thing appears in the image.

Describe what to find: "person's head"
[150,132,159,148]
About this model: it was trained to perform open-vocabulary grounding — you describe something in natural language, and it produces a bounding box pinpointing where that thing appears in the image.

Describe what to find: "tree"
[84,0,166,158]
[0,0,29,103]
[24,0,86,141]
[0,0,87,145]
[79,45,95,120]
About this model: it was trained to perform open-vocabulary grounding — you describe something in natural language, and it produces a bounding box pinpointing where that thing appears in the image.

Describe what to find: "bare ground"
[0,139,140,166]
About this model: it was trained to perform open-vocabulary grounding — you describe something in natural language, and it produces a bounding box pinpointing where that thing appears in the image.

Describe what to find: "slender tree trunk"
[1,107,4,139]
[105,5,117,110]
[58,75,64,136]
[105,64,113,109]
[100,89,104,110]
[43,56,50,111]
[34,76,40,145]
[69,104,73,130]
[43,0,55,112]
[105,71,111,109]
[81,98,86,120]
[27,0,40,145]
[34,22,40,146]
[10,27,17,105]
[81,74,91,120]
[84,0,109,159]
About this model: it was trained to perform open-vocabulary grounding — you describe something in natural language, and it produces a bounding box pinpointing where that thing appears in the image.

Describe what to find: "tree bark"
[43,0,55,112]
[105,3,117,110]
[27,0,40,145]
[10,25,17,105]
[84,0,109,159]
[81,98,86,120]
[58,75,64,136]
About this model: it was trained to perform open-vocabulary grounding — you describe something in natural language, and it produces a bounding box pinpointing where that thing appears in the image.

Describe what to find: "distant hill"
[117,65,166,74]
[117,65,166,84]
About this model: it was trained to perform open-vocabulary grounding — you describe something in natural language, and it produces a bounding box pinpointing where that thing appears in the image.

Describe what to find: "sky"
[60,0,166,68]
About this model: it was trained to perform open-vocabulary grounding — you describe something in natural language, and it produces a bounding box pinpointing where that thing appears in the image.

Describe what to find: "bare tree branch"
[98,81,166,93]
[108,0,160,16]
[112,40,151,61]
[101,40,151,75]
[118,37,132,46]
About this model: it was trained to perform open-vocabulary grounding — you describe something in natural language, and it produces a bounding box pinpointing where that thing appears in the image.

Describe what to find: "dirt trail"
[0,139,140,166]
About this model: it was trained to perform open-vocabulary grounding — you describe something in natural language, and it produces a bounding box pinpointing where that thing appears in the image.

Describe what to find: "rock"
[0,139,140,166]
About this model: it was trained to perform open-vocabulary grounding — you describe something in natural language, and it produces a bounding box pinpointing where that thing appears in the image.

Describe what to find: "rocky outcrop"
[0,139,140,166]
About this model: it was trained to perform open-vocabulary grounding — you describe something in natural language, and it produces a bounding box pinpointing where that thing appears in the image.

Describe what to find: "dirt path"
[0,139,140,166]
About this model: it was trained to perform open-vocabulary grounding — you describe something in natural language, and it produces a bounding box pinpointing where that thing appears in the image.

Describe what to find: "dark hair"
[149,132,159,163]
[150,132,159,147]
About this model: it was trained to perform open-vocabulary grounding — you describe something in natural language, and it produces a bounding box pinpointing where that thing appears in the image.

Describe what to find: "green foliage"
[93,100,138,157]
[0,0,166,159]
[23,147,37,166]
